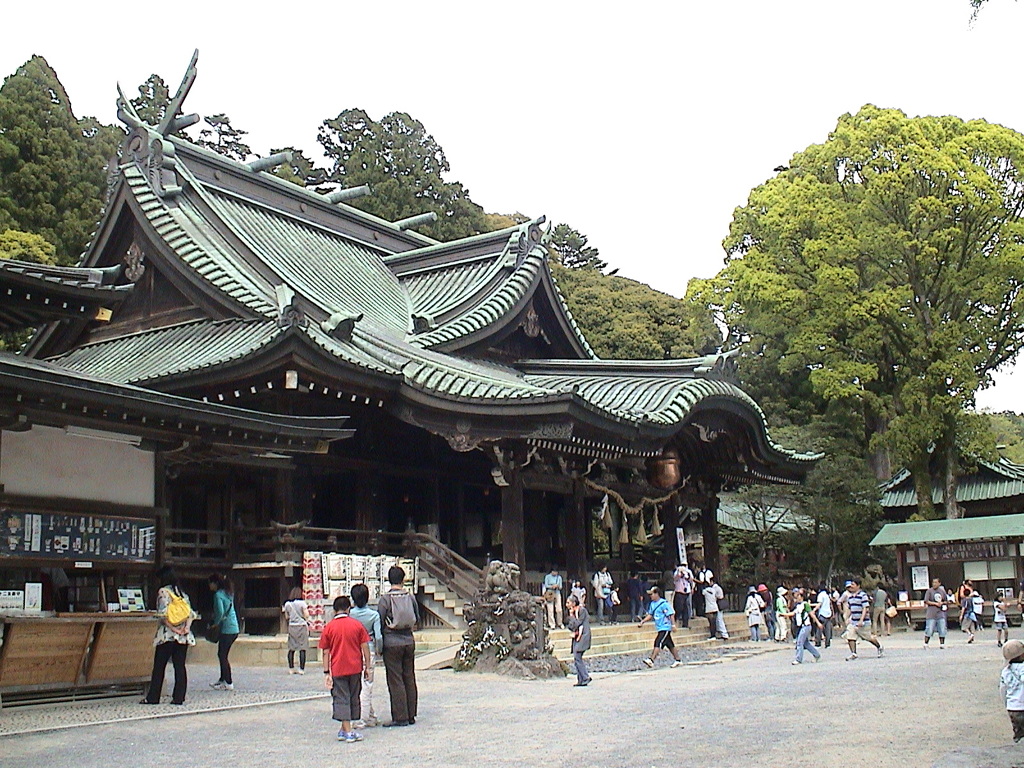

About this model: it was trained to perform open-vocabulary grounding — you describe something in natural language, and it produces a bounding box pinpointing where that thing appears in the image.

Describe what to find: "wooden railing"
[410,532,482,602]
[165,528,231,561]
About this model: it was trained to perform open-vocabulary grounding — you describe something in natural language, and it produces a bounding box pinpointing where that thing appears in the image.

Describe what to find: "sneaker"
[813,655,821,663]
[288,668,296,675]
[364,717,379,727]
[923,643,928,650]
[337,729,347,741]
[641,657,654,668]
[670,661,681,668]
[968,634,975,644]
[876,646,884,658]
[297,669,305,675]
[210,681,226,690]
[344,731,364,743]
[791,660,801,665]
[352,720,366,729]
[999,641,1004,648]
[845,653,858,661]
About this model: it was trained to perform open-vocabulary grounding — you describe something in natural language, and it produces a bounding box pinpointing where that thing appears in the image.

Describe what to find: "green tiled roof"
[201,189,411,335]
[881,458,1024,508]
[870,513,1024,547]
[402,257,502,323]
[51,319,282,384]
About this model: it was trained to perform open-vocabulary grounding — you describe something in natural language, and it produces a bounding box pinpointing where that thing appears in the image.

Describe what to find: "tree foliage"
[554,263,719,359]
[197,113,252,162]
[317,109,487,241]
[0,229,56,264]
[549,223,607,271]
[696,105,1024,518]
[0,56,121,265]
[986,411,1024,464]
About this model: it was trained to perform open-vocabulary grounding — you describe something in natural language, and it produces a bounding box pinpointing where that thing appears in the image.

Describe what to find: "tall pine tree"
[0,56,121,265]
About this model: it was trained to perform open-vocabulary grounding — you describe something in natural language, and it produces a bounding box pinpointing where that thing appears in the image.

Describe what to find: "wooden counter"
[0,613,157,703]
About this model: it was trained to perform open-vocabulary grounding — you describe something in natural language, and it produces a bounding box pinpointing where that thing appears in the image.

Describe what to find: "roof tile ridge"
[48,317,267,356]
[384,217,544,266]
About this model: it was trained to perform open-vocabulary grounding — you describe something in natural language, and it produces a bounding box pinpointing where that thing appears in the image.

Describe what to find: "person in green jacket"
[208,574,239,690]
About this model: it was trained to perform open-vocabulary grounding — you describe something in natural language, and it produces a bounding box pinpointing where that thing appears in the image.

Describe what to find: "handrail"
[408,533,483,577]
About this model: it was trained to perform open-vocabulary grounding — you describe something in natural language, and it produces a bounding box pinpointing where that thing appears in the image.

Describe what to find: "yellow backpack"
[165,588,191,626]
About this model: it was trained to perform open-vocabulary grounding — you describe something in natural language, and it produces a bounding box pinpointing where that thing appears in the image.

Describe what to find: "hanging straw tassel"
[618,515,631,544]
[636,515,649,544]
[651,508,663,536]
[601,494,613,529]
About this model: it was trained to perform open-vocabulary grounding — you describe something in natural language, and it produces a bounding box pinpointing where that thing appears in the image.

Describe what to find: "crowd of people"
[140,564,420,744]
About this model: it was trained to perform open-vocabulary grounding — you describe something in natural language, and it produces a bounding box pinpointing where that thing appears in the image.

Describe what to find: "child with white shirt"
[995,593,1010,648]
[1000,639,1024,742]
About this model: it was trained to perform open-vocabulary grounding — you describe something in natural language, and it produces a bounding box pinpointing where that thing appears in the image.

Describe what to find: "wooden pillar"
[662,501,680,572]
[501,466,525,569]
[566,480,587,581]
[702,498,721,577]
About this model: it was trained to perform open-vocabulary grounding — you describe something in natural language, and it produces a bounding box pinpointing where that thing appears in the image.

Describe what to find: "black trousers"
[218,633,238,684]
[145,641,188,704]
[383,644,418,723]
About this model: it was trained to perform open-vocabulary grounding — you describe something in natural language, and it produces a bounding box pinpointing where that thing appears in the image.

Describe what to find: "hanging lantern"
[646,447,681,489]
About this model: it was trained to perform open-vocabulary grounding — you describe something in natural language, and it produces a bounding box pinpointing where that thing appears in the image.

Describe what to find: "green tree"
[549,223,607,271]
[0,56,121,265]
[197,113,252,161]
[131,74,171,126]
[986,411,1024,464]
[553,264,719,359]
[269,146,326,188]
[317,109,487,241]
[0,229,56,264]
[700,105,1024,519]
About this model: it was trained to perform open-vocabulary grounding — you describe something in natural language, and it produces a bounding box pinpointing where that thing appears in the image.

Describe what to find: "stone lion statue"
[483,560,521,595]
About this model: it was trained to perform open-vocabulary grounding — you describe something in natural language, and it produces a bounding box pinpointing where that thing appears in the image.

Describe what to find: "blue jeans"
[750,624,761,642]
[764,611,777,640]
[794,625,819,663]
[629,597,643,622]
[925,615,948,639]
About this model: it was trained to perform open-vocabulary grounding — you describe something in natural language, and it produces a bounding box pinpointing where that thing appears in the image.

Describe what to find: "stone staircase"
[548,612,751,662]
[417,573,467,629]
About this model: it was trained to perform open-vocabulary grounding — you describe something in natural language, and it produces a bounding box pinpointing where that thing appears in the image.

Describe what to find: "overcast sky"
[2,0,1021,411]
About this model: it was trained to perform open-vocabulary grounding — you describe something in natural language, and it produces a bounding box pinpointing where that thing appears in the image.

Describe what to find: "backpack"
[386,591,417,631]
[165,587,190,626]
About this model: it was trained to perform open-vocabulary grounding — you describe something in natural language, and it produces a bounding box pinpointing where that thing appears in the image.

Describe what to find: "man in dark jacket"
[377,565,419,726]
[566,594,592,687]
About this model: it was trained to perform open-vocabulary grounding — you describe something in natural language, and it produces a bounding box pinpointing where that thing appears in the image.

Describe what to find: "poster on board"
[911,565,930,591]
[676,528,687,566]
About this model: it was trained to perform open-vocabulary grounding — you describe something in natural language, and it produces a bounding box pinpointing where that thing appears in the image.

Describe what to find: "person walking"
[961,589,979,643]
[350,583,383,728]
[377,565,419,727]
[813,583,834,648]
[702,575,728,640]
[566,594,592,686]
[872,584,891,637]
[283,587,311,674]
[320,595,372,743]
[592,565,614,625]
[639,586,682,668]
[758,584,776,642]
[774,587,790,643]
[1001,639,1024,742]
[543,567,565,629]
[141,565,196,705]
[784,589,822,665]
[672,563,694,629]
[626,570,644,623]
[839,578,883,661]
[208,574,238,691]
[744,586,765,642]
[923,577,949,650]
[996,592,1010,648]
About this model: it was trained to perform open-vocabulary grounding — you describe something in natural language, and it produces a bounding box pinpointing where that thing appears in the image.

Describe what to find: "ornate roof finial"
[157,49,201,137]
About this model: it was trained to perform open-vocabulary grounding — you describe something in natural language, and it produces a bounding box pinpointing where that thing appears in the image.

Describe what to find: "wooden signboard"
[2,509,156,564]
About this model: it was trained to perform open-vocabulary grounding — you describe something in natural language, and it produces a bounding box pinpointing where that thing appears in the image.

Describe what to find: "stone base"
[470,648,566,679]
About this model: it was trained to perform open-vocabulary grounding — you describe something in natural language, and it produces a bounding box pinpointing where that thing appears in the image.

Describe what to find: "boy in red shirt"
[320,595,372,743]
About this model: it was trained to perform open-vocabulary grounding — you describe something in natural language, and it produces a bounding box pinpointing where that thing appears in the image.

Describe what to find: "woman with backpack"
[208,574,239,691]
[141,565,196,705]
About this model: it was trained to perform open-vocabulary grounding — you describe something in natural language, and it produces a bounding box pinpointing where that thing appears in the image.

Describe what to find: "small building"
[881,457,1024,521]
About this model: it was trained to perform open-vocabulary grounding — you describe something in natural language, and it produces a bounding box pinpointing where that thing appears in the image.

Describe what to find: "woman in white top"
[744,586,765,641]
[283,587,311,674]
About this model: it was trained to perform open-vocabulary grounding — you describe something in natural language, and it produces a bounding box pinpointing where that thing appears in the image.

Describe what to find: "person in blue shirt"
[542,567,564,629]
[350,583,383,727]
[637,586,682,668]
[207,574,239,690]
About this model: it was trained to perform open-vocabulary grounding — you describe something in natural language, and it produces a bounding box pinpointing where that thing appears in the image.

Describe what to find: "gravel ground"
[0,632,1015,768]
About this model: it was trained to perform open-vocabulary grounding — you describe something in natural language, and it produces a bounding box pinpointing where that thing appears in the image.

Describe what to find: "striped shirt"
[843,590,871,623]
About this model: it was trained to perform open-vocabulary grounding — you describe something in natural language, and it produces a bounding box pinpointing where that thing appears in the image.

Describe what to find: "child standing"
[995,593,1010,648]
[1000,639,1024,742]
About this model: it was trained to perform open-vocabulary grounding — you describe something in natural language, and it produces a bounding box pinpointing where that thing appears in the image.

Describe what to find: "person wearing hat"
[757,584,776,641]
[702,575,728,641]
[1000,639,1024,741]
[639,586,682,668]
[744,586,765,641]
[774,587,790,642]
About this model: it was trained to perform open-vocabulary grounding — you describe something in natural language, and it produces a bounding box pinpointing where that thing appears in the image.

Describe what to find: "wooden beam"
[566,479,587,581]
[501,467,525,569]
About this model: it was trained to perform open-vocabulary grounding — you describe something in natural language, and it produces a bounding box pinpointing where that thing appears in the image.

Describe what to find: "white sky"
[2,0,1021,411]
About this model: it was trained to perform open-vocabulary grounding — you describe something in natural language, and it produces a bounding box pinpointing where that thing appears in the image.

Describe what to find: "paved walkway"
[0,630,1015,767]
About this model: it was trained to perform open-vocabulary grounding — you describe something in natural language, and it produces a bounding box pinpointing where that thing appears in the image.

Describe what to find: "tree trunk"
[909,451,936,520]
[865,407,892,481]
[940,425,964,519]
